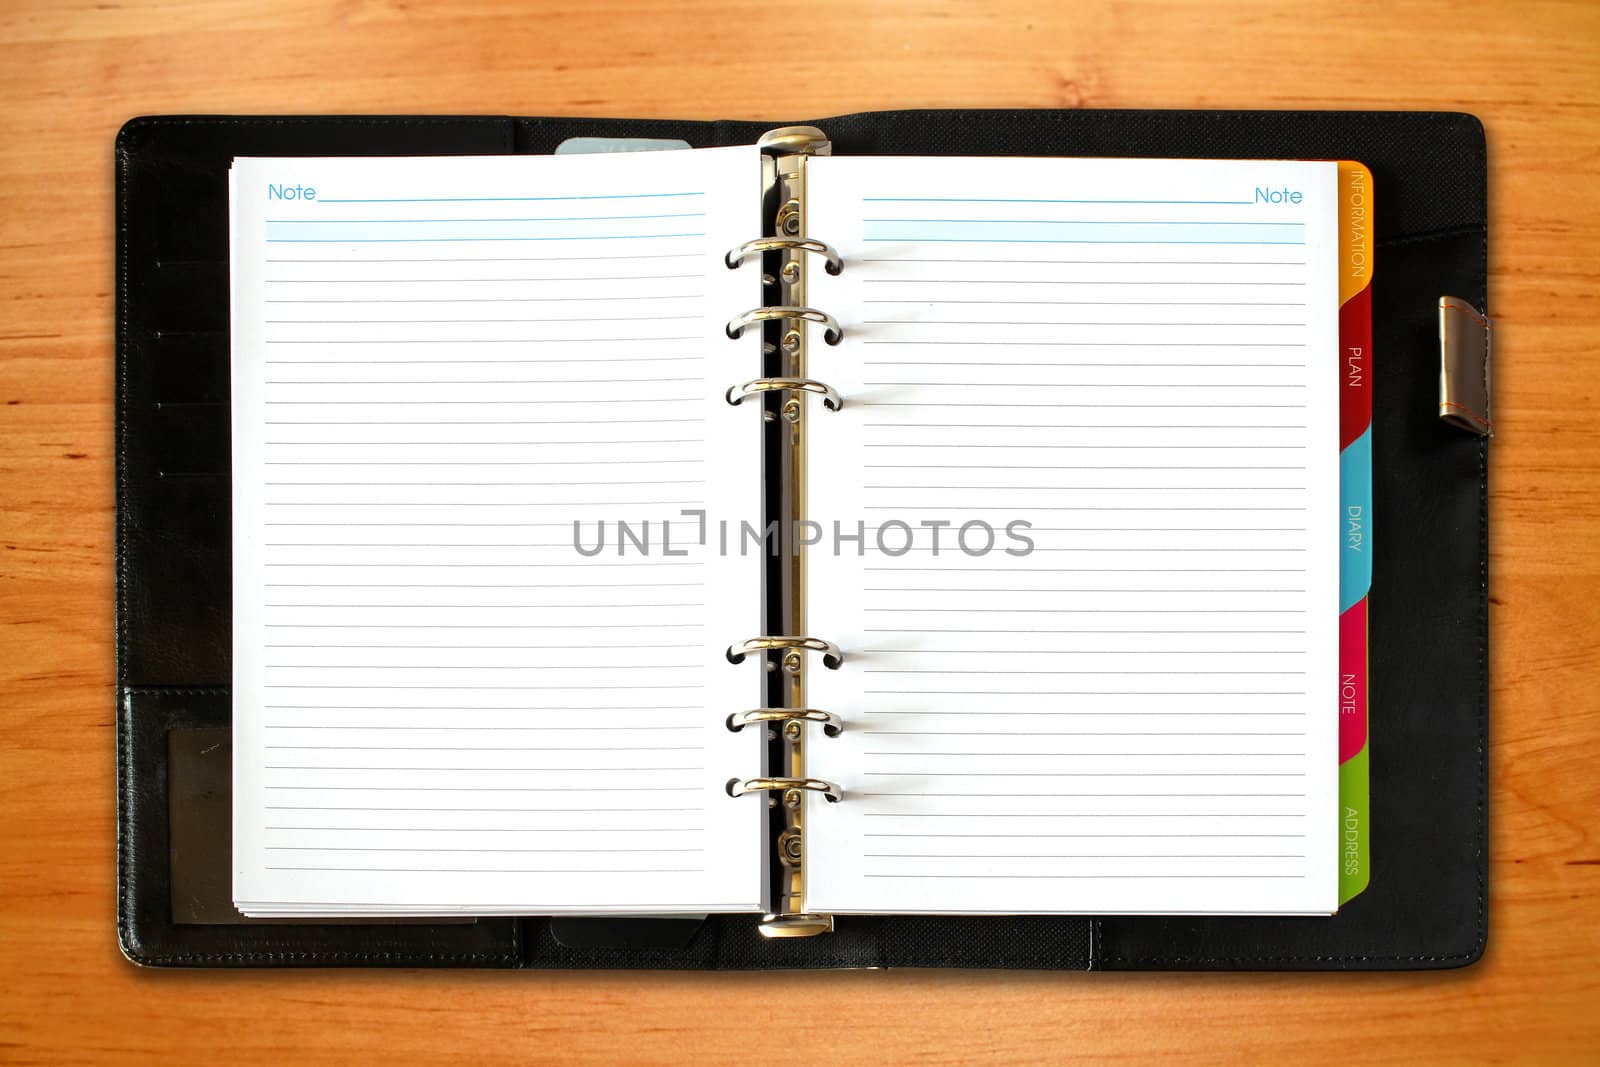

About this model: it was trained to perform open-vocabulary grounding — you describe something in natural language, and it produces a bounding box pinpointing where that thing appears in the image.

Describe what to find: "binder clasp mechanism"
[1439,296,1493,437]
[756,126,832,157]
[757,913,835,938]
[737,124,839,941]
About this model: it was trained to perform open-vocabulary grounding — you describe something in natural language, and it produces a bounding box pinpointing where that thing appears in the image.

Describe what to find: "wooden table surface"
[3,0,1598,1062]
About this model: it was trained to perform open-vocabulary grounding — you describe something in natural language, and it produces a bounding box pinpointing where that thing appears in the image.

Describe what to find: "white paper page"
[804,155,1340,916]
[229,147,768,915]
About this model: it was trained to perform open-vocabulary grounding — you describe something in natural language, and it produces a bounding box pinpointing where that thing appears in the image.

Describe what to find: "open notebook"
[229,132,1370,925]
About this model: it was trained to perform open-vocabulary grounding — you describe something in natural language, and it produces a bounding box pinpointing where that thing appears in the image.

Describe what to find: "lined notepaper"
[229,147,767,916]
[804,156,1341,915]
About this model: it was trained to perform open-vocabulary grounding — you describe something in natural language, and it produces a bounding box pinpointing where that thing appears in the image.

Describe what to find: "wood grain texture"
[1,0,1598,1061]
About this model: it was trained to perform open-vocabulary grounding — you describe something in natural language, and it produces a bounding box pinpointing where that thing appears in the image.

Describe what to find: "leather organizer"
[115,109,1489,969]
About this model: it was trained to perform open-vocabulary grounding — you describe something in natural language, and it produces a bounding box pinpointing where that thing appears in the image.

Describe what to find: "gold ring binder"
[725,777,843,803]
[725,378,842,412]
[724,306,843,346]
[727,708,844,737]
[725,635,843,670]
[725,125,841,939]
[725,237,844,275]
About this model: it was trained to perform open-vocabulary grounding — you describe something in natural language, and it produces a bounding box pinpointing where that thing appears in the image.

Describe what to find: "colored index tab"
[1340,285,1372,450]
[1336,160,1373,907]
[1340,428,1373,614]
[1338,162,1374,306]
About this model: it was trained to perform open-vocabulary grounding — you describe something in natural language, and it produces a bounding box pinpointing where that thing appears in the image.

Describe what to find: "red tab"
[1339,284,1372,450]
[1339,598,1369,761]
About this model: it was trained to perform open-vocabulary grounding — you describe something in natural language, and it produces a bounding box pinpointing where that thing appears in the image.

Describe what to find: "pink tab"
[1339,598,1369,762]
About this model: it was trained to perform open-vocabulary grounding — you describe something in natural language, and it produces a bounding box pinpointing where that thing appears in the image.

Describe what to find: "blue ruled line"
[265,234,708,244]
[861,219,1299,226]
[266,213,707,224]
[863,197,1256,205]
[317,192,707,204]
[861,239,1306,245]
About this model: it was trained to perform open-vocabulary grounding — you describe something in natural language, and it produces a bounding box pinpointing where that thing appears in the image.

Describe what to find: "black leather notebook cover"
[115,109,1488,969]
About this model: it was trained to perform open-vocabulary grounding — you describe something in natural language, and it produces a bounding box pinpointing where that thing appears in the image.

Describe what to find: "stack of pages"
[227,144,1370,918]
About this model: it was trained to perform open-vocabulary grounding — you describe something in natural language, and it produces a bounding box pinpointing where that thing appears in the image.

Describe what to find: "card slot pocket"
[148,259,228,335]
[148,330,230,407]
[117,471,230,684]
[119,402,232,683]
[139,157,228,264]
[144,402,229,477]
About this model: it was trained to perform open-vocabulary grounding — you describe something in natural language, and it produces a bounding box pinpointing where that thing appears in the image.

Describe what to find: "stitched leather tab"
[1439,296,1493,436]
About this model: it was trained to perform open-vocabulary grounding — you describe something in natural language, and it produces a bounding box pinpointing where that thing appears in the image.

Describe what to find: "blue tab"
[1340,427,1372,613]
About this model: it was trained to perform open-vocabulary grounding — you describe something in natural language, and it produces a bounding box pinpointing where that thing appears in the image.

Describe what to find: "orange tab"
[1338,161,1374,306]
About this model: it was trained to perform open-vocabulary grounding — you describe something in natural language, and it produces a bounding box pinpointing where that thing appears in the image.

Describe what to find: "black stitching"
[115,137,133,964]
[123,686,229,697]
[1094,952,1477,965]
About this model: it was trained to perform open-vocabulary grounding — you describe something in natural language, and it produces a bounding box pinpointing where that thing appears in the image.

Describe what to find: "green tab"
[1338,743,1370,905]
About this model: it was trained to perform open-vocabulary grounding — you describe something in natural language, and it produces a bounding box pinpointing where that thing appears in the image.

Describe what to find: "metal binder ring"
[725,378,842,412]
[726,636,844,670]
[727,708,844,737]
[724,306,843,345]
[724,237,844,275]
[726,777,843,803]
